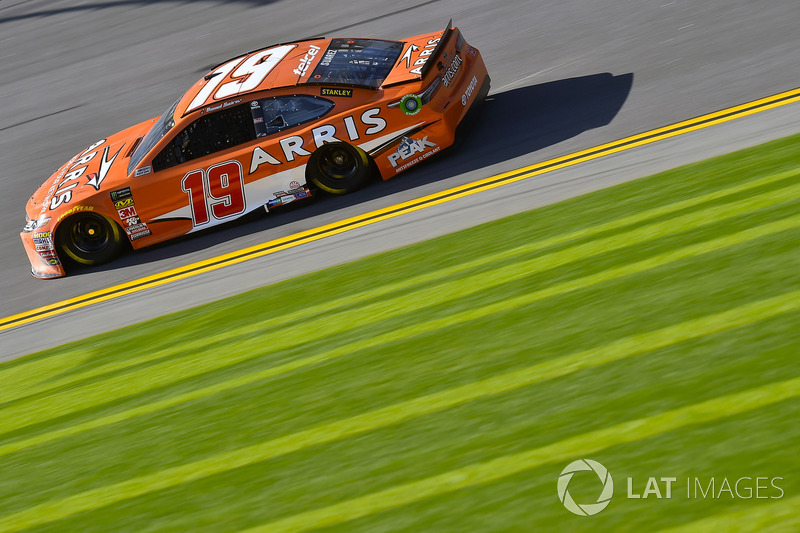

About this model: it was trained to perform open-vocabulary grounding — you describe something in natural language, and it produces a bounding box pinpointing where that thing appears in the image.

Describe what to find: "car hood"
[26,118,154,220]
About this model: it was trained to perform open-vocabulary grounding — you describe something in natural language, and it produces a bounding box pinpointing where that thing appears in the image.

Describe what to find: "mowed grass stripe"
[247,377,800,532]
[5,165,799,402]
[658,495,800,532]
[3,182,800,436]
[0,208,800,448]
[0,289,797,531]
[2,212,799,452]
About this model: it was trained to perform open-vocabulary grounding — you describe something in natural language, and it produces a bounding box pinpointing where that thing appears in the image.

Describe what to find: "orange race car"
[21,21,490,278]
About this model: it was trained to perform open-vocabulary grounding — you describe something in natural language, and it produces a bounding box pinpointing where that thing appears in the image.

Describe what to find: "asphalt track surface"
[1,0,799,359]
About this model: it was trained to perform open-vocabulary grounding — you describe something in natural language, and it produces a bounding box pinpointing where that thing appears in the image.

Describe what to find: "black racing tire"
[307,142,372,195]
[56,212,124,266]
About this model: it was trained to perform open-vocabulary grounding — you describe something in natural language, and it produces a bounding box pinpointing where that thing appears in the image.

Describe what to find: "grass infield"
[1,133,800,531]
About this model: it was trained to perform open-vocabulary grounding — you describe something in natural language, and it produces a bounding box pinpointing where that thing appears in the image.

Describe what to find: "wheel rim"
[69,215,111,254]
[319,147,357,180]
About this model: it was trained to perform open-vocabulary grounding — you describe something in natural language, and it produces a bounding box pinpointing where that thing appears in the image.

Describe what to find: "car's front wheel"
[307,142,373,194]
[56,212,124,266]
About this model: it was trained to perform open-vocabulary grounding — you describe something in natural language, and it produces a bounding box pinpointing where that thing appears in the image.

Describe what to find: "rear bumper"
[372,34,490,179]
[454,73,491,144]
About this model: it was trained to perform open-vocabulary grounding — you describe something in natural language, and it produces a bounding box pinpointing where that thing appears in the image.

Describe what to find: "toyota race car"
[21,21,490,278]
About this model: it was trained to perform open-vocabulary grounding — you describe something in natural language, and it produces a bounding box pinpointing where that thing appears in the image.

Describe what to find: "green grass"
[2,133,800,532]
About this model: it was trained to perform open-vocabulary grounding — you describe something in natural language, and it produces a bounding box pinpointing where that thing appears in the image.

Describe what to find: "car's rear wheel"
[56,212,124,265]
[307,142,372,194]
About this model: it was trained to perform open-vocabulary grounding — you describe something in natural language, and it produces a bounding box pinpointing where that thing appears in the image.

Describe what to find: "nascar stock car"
[21,21,490,278]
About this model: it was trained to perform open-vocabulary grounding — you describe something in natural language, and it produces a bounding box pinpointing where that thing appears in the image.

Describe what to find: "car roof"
[175,36,405,119]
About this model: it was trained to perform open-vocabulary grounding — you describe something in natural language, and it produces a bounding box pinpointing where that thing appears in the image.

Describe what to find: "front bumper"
[20,230,67,279]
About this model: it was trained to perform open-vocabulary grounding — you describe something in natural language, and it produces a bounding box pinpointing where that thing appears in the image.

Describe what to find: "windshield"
[127,97,180,174]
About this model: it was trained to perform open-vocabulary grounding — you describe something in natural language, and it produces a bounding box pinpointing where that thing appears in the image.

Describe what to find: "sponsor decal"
[38,248,60,266]
[408,38,440,75]
[294,45,321,76]
[388,136,440,174]
[248,108,386,175]
[399,94,422,116]
[320,87,353,98]
[40,163,71,216]
[267,189,310,208]
[320,48,338,67]
[109,187,144,233]
[462,75,478,106]
[125,223,149,234]
[289,181,301,190]
[87,144,124,191]
[57,205,95,223]
[388,136,438,168]
[117,206,137,219]
[23,217,49,233]
[134,165,152,177]
[125,220,153,240]
[109,187,132,202]
[398,44,419,69]
[442,54,462,87]
[33,230,55,252]
[47,139,107,211]
[273,191,288,198]
[129,228,152,240]
[466,45,477,57]
[114,198,134,210]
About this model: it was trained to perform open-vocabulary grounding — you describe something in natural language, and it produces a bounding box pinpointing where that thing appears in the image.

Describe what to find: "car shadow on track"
[82,72,634,276]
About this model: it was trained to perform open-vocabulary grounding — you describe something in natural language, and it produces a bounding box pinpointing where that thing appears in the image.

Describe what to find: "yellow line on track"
[2,86,800,332]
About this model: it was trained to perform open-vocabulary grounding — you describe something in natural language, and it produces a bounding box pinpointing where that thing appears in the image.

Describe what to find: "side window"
[250,96,334,137]
[153,103,256,171]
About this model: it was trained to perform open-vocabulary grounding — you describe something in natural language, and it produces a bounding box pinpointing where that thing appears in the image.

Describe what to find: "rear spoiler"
[419,19,454,79]
[382,19,462,88]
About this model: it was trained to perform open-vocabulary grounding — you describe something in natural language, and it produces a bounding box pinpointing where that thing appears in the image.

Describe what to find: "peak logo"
[387,136,437,168]
[557,459,614,516]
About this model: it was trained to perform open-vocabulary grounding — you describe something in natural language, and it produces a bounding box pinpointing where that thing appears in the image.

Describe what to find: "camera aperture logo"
[557,459,614,516]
